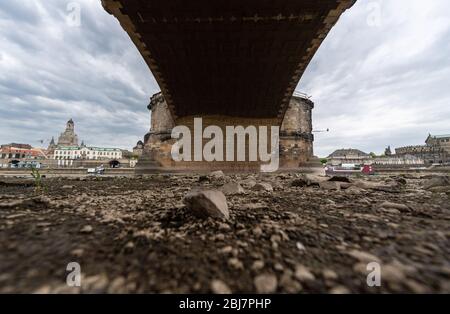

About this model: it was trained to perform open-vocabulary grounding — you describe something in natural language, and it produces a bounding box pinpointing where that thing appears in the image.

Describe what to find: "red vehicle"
[325,164,374,176]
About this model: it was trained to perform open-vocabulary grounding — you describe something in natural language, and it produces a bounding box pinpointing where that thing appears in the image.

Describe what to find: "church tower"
[57,119,79,147]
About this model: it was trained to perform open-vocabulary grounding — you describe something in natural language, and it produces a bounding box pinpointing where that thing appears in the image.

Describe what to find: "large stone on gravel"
[221,182,245,195]
[252,182,273,192]
[422,176,450,190]
[184,190,229,219]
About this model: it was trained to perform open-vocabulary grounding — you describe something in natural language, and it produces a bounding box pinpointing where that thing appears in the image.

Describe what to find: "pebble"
[252,226,263,237]
[254,274,278,293]
[322,269,338,280]
[296,242,306,251]
[219,246,233,254]
[80,225,93,234]
[329,286,351,294]
[252,260,265,271]
[294,265,315,282]
[228,258,244,269]
[347,250,381,263]
[279,272,302,293]
[211,280,232,294]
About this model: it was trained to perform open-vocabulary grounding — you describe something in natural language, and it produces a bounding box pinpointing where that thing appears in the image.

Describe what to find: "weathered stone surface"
[184,189,229,219]
[220,182,245,195]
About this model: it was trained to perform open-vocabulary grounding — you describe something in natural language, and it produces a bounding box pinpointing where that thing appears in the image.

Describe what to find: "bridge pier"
[136,93,322,174]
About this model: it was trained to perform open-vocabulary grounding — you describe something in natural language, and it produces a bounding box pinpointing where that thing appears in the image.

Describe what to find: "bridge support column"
[136,93,322,174]
[279,96,323,173]
[135,93,175,174]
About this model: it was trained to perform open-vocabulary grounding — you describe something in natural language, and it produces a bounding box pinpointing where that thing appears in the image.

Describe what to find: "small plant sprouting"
[30,166,45,193]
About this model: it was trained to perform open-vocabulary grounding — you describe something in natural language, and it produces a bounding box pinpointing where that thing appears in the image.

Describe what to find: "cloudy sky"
[1,0,449,156]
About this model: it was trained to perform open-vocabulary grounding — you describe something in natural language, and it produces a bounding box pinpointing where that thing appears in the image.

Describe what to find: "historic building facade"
[54,146,123,167]
[49,119,125,167]
[53,146,123,161]
[425,134,450,153]
[326,148,425,167]
[0,143,47,160]
[396,134,450,165]
[0,143,48,168]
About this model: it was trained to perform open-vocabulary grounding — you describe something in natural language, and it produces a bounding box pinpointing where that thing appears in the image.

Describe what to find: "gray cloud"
[0,0,449,155]
[299,0,450,156]
[0,0,157,149]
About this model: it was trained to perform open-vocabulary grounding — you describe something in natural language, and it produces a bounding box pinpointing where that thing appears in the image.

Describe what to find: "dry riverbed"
[0,172,449,293]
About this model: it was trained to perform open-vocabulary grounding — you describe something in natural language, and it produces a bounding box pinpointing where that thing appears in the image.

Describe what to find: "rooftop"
[429,134,450,139]
[328,148,369,158]
[56,146,121,151]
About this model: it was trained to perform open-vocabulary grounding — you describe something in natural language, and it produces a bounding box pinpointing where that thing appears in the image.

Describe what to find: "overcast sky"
[1,0,449,156]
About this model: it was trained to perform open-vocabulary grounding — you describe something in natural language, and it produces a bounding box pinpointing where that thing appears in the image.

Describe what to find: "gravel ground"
[0,172,449,293]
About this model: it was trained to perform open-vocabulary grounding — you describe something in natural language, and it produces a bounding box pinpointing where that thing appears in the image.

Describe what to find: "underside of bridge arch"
[103,0,355,120]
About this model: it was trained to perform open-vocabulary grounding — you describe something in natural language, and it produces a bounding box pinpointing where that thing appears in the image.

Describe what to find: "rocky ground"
[0,172,449,294]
